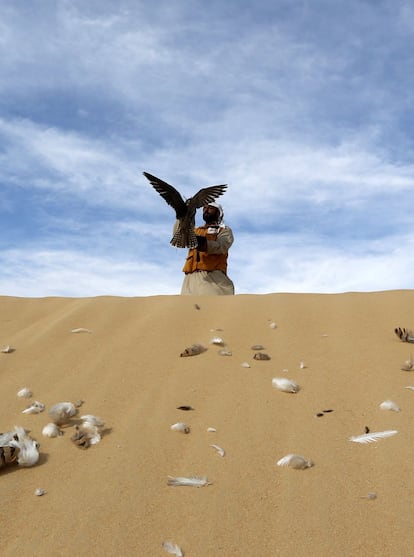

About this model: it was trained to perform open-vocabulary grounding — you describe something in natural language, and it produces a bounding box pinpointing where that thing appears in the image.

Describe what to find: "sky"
[1,0,414,297]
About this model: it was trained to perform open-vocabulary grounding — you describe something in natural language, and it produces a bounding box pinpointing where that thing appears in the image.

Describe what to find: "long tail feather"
[167,475,210,487]
[349,430,398,443]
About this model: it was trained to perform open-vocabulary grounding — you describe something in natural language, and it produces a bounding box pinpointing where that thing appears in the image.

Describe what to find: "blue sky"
[1,0,414,296]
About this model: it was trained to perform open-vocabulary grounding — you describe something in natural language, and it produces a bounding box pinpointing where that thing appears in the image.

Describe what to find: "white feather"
[34,488,46,496]
[241,362,251,368]
[79,415,105,445]
[272,377,300,393]
[22,401,45,414]
[17,387,32,398]
[8,426,40,467]
[170,422,190,434]
[349,430,398,443]
[210,337,225,346]
[210,444,225,457]
[80,414,105,427]
[167,476,210,487]
[269,322,277,329]
[277,454,313,469]
[401,357,414,371]
[42,423,63,438]
[379,400,400,412]
[207,427,217,432]
[405,386,414,390]
[1,345,13,353]
[162,540,184,556]
[48,402,78,424]
[70,328,92,333]
[0,431,15,445]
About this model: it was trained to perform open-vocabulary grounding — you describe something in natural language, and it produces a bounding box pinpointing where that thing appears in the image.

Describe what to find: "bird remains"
[395,327,414,343]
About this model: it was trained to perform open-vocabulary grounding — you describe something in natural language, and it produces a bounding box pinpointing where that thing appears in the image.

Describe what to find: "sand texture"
[1,291,414,556]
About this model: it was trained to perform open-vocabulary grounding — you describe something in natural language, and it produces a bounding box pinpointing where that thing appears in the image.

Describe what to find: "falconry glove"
[196,235,208,252]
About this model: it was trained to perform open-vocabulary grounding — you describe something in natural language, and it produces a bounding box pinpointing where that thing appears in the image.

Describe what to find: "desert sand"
[1,291,414,556]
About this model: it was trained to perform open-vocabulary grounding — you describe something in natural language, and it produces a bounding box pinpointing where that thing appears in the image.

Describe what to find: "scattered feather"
[71,415,105,448]
[42,423,63,438]
[5,426,40,467]
[167,476,210,487]
[400,355,414,371]
[405,386,414,390]
[1,345,14,353]
[180,344,207,357]
[34,488,46,496]
[0,443,18,468]
[379,400,400,412]
[361,492,377,500]
[269,322,277,329]
[241,362,251,368]
[70,328,92,334]
[22,401,45,414]
[194,304,201,310]
[349,430,398,443]
[251,344,265,350]
[177,405,194,411]
[48,402,78,424]
[207,427,216,432]
[395,327,414,343]
[17,387,32,399]
[170,422,190,434]
[81,414,105,427]
[299,360,306,369]
[210,444,225,457]
[272,377,300,393]
[162,540,184,556]
[253,352,271,360]
[210,337,225,346]
[315,409,334,417]
[218,349,232,356]
[277,454,313,469]
[80,414,105,444]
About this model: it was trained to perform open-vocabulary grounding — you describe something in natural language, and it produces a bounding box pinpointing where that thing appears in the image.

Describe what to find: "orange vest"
[182,226,228,274]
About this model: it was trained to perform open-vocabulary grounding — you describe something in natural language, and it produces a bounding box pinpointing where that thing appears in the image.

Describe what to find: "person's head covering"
[206,202,224,224]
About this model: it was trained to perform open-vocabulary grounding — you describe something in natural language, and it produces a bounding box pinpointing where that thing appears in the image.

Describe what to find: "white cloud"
[1,1,414,297]
[0,249,183,297]
[232,232,414,294]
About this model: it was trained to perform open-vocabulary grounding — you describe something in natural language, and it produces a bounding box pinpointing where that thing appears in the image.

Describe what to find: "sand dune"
[1,291,414,556]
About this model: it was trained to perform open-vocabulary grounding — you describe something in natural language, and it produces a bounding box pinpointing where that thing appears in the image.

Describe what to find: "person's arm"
[204,227,234,254]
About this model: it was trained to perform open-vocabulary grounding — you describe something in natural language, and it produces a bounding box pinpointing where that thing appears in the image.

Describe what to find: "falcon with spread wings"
[143,172,227,248]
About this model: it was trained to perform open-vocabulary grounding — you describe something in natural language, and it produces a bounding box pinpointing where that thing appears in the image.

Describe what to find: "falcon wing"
[143,172,186,214]
[190,184,227,209]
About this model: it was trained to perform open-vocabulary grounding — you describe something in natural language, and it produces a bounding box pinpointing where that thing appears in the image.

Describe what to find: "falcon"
[143,171,227,248]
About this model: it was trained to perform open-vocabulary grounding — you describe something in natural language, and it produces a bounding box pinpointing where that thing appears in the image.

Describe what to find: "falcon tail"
[170,224,198,249]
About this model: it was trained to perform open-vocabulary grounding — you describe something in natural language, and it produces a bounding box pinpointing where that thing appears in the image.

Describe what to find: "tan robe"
[176,222,235,296]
